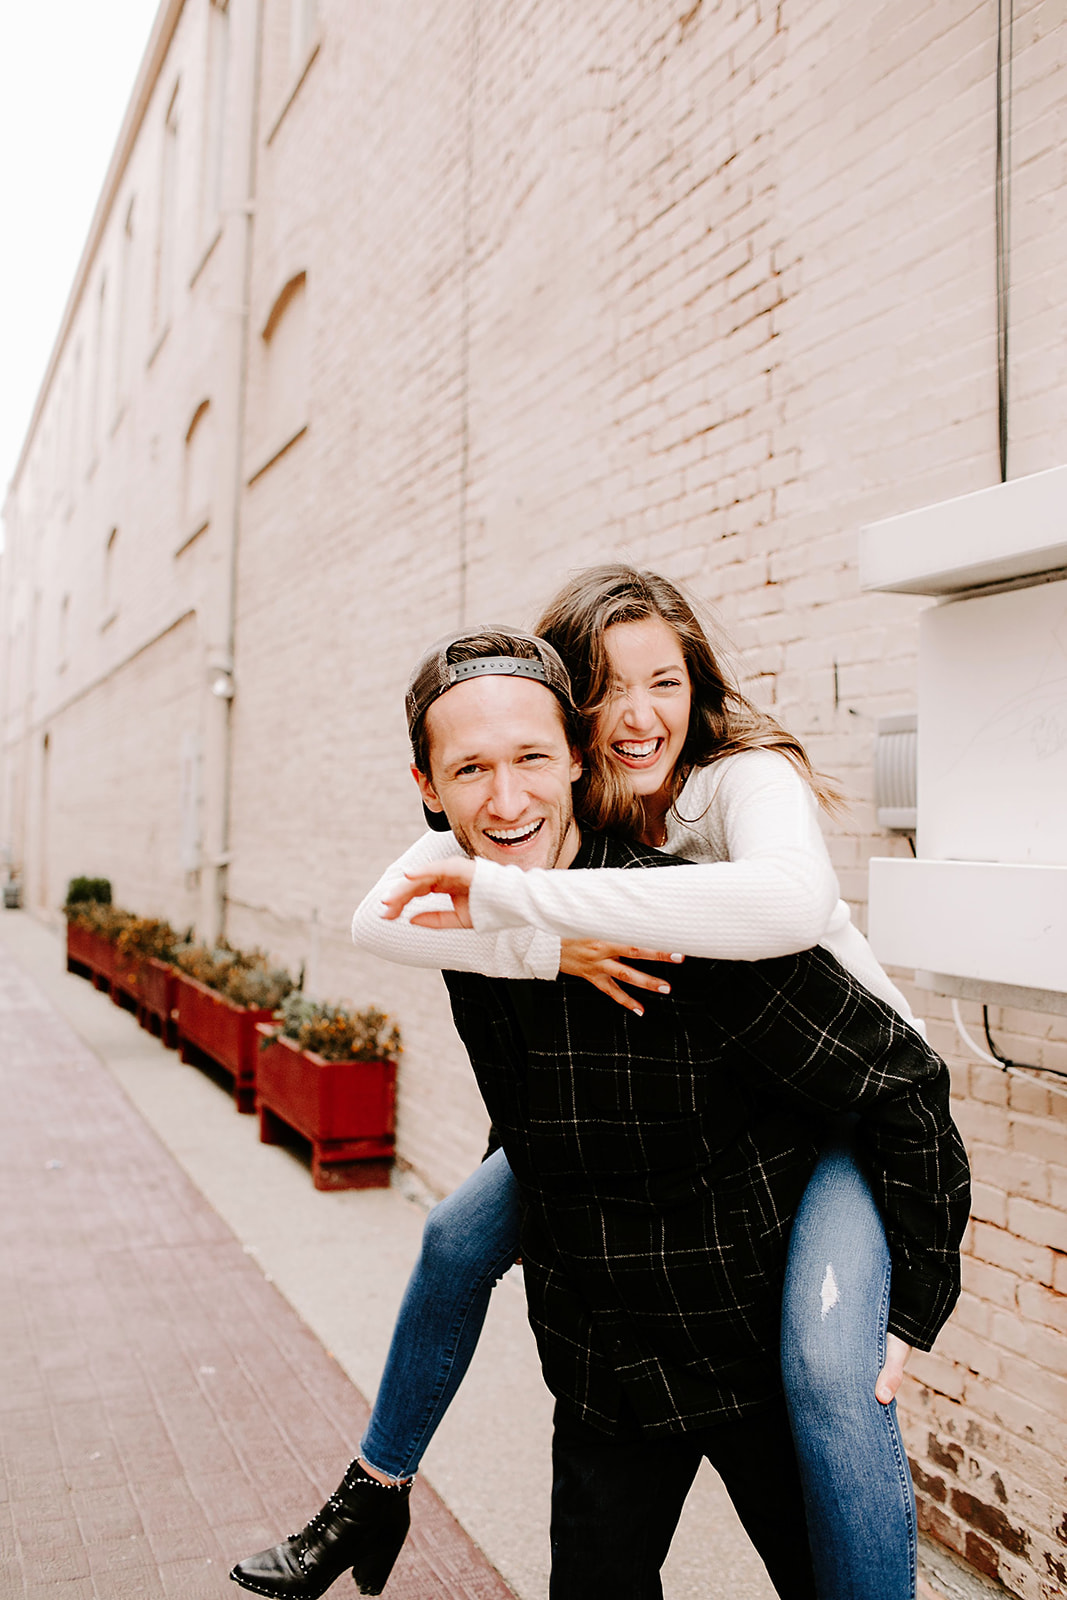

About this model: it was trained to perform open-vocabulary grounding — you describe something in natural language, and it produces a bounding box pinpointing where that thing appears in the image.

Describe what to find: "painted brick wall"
[3,1,1065,1591]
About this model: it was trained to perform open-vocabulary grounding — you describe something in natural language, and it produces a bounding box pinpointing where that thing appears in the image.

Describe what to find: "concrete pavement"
[0,911,781,1599]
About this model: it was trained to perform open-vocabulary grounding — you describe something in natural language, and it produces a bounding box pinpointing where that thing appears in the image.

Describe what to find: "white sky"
[1,0,162,504]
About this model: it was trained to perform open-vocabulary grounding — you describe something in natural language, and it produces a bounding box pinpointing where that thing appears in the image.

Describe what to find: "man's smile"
[483,819,545,849]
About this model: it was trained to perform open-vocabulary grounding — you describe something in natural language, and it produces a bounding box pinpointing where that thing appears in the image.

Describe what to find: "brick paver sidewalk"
[0,945,514,1600]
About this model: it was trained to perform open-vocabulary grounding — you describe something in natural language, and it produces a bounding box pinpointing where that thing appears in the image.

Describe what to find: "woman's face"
[598,616,692,809]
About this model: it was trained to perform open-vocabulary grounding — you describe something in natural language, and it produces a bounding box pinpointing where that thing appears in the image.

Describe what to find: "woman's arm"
[357,833,682,1004]
[351,829,563,980]
[461,754,840,961]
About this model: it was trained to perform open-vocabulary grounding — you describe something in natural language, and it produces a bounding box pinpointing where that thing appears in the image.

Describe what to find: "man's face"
[414,675,583,871]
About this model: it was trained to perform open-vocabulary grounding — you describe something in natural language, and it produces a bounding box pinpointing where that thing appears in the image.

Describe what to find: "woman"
[232,566,923,1600]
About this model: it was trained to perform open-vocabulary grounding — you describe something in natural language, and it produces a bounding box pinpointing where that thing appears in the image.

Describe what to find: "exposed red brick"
[964,1532,1001,1581]
[927,1434,964,1476]
[950,1490,1031,1559]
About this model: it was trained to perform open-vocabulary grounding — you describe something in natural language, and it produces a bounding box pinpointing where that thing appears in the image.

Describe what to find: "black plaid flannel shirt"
[444,831,970,1438]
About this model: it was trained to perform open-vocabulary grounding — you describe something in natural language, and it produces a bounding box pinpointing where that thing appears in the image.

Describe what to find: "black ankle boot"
[230,1460,412,1598]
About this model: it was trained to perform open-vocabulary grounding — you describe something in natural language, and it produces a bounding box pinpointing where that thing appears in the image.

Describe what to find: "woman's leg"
[359,1146,521,1480]
[781,1129,917,1600]
[231,1151,520,1596]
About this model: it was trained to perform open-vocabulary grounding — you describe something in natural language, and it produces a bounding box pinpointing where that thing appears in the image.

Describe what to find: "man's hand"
[380,859,478,928]
[561,941,683,1015]
[875,1333,912,1404]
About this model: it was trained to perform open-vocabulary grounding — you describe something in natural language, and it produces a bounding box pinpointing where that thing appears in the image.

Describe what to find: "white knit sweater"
[351,749,917,1025]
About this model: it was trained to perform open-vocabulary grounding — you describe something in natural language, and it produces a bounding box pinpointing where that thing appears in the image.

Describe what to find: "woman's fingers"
[381,861,477,921]
[559,941,677,1008]
[875,1333,913,1404]
[609,962,672,996]
[409,908,470,929]
[380,878,434,918]
[589,971,647,1015]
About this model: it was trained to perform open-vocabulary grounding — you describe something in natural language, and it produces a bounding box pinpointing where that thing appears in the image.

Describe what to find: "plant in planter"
[173,943,296,1112]
[64,893,134,991]
[64,878,112,980]
[114,916,184,1039]
[256,995,401,1190]
[65,876,112,907]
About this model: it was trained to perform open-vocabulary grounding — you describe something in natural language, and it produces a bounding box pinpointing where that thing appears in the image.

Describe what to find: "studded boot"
[230,1460,412,1598]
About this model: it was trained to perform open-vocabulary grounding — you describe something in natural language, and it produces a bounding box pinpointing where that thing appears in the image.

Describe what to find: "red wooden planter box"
[175,973,274,1113]
[138,957,179,1047]
[65,922,116,991]
[255,1026,396,1190]
[91,932,119,992]
[110,948,143,1013]
[66,920,98,977]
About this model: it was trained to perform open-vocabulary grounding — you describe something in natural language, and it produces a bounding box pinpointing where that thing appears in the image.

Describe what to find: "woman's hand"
[875,1333,913,1404]
[560,941,683,1015]
[380,859,478,928]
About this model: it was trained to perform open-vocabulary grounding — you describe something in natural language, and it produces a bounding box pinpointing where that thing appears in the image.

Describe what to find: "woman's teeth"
[485,820,544,847]
[614,739,661,760]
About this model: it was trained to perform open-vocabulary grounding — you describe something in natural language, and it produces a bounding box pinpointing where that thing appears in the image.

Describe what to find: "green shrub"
[274,992,402,1064]
[65,876,112,907]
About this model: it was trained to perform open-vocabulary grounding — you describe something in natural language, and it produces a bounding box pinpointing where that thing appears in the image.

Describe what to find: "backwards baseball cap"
[406,627,577,831]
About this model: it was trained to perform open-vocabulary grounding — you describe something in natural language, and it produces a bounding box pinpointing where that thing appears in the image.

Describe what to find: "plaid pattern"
[445,832,970,1438]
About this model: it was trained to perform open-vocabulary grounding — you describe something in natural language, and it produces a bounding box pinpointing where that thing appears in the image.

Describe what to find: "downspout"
[201,0,264,943]
[456,0,481,628]
[994,0,1013,483]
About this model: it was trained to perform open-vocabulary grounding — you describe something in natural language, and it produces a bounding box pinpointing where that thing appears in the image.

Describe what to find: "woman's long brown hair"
[535,564,842,837]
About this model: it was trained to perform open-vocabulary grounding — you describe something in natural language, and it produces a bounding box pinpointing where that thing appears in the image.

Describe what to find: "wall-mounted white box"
[858,462,1067,596]
[917,580,1067,867]
[868,859,1067,995]
[861,466,1067,1008]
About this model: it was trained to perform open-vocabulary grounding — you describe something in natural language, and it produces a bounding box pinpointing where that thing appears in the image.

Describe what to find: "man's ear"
[569,748,583,785]
[411,763,445,815]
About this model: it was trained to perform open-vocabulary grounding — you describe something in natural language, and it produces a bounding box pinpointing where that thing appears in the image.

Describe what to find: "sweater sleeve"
[350,829,561,980]
[467,754,839,961]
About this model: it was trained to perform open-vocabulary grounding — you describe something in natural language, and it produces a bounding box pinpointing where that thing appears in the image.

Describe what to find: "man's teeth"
[486,821,544,845]
[615,740,660,758]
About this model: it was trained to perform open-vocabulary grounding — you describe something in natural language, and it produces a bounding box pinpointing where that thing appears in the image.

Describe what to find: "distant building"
[3,4,1065,1591]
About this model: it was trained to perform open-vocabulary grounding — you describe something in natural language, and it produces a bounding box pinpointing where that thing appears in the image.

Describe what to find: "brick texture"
[2,3,1066,1593]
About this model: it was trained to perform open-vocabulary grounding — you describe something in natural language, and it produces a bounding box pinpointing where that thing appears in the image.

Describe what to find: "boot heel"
[349,1499,410,1595]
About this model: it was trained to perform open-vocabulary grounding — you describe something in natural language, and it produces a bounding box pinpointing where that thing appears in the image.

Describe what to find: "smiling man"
[368,627,969,1600]
[405,631,583,871]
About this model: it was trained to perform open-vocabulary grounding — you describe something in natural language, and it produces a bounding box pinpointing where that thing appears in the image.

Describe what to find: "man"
[379,627,969,1600]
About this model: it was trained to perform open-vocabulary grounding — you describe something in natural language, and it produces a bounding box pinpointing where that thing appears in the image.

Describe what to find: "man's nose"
[486,767,528,819]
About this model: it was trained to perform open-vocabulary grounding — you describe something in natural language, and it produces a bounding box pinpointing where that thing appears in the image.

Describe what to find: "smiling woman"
[596,616,692,844]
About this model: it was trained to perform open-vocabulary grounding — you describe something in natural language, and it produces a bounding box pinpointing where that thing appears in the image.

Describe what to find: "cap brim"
[423,801,452,833]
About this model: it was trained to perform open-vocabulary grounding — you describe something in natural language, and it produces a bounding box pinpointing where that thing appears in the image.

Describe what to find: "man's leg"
[549,1406,701,1600]
[700,1400,818,1600]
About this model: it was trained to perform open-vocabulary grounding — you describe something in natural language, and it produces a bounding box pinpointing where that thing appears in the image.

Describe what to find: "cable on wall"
[951,998,1067,1087]
[995,0,1014,482]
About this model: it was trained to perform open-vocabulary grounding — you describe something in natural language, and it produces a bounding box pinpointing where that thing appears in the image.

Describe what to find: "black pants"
[549,1399,818,1600]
